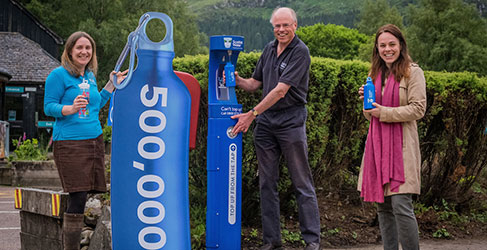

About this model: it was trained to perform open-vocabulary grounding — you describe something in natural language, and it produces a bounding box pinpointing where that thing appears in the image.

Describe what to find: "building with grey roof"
[0,32,60,146]
[1,0,63,58]
[0,32,60,83]
[0,0,62,150]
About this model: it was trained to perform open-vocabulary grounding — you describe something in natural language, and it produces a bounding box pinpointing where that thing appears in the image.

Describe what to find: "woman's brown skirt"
[53,134,107,193]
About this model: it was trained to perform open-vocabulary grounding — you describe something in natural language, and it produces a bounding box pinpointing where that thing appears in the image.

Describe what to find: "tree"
[355,0,404,35]
[23,0,207,85]
[406,0,487,75]
[464,0,487,17]
[296,23,368,60]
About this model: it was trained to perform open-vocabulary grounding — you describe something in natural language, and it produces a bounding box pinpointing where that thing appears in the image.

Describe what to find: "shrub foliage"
[10,138,48,161]
[296,23,368,60]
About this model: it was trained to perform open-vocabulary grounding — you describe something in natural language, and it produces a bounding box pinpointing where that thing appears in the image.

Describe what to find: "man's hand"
[223,71,241,82]
[231,111,256,134]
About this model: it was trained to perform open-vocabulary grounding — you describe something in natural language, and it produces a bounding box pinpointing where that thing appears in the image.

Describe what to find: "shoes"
[260,243,283,250]
[304,242,320,250]
[260,242,319,250]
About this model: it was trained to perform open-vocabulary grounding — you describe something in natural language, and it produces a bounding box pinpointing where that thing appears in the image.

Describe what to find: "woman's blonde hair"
[61,31,98,77]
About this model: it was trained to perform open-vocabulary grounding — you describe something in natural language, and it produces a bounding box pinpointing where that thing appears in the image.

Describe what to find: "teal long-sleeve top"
[44,66,112,141]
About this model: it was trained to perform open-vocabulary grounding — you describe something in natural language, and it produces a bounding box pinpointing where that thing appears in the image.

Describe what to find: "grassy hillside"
[186,0,363,16]
[187,0,369,51]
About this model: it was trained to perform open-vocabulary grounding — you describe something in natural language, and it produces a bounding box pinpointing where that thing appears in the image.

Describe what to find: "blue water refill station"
[206,35,244,249]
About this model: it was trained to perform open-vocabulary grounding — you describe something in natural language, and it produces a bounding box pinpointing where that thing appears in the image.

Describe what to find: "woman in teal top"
[44,31,126,250]
[44,66,111,140]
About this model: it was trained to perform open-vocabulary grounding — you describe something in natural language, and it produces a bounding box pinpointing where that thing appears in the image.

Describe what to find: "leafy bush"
[281,229,304,245]
[103,125,112,144]
[10,138,48,161]
[296,23,368,60]
[419,71,487,206]
[433,228,451,238]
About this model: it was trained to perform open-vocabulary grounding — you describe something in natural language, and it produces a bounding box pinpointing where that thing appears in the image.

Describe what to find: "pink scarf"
[361,73,404,203]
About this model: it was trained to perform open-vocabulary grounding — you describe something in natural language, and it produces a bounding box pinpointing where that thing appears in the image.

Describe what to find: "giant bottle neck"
[137,49,175,72]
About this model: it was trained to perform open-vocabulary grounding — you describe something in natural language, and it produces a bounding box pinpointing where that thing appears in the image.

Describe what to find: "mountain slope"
[187,0,367,51]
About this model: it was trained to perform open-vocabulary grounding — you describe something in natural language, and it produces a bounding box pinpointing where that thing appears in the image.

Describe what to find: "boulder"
[88,205,111,250]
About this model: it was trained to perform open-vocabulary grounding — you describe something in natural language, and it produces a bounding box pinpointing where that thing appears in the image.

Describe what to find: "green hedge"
[420,71,487,205]
[173,53,487,230]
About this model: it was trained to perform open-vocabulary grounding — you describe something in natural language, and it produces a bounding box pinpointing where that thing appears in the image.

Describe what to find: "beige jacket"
[358,64,426,196]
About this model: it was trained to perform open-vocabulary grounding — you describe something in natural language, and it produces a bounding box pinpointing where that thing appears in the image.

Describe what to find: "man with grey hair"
[230,7,321,250]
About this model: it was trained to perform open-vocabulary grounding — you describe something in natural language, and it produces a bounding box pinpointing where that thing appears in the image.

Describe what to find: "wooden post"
[14,188,69,250]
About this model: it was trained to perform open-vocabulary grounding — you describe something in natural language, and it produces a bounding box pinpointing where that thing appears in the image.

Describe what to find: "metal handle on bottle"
[112,14,150,90]
[113,12,174,90]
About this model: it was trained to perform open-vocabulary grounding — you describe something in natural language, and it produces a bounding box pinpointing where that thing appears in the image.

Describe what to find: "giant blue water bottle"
[110,12,191,250]
[206,35,244,249]
[364,77,376,110]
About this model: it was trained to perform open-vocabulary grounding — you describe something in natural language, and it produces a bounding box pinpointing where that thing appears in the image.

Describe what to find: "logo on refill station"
[364,77,376,110]
[224,37,232,48]
[232,39,243,49]
[223,37,243,50]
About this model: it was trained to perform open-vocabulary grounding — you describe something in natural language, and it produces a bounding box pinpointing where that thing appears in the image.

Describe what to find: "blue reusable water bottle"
[224,62,236,87]
[364,77,376,110]
[110,12,191,250]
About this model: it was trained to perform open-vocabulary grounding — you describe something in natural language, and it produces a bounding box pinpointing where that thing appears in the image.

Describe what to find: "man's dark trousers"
[254,105,321,245]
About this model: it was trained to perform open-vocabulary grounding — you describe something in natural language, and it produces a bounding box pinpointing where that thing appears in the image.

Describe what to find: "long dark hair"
[370,24,412,83]
[61,31,98,77]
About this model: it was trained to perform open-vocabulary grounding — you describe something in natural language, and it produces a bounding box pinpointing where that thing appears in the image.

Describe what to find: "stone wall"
[11,160,62,189]
[0,164,12,185]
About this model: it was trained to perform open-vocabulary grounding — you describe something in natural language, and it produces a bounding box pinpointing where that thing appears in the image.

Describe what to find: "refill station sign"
[110,12,200,250]
[206,35,244,249]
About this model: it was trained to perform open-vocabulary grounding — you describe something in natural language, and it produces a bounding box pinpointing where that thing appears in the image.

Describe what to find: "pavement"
[1,184,486,250]
[0,185,20,250]
[330,238,487,249]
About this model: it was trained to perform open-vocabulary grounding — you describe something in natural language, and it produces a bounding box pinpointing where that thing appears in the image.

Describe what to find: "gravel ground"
[279,238,487,250]
[335,238,487,250]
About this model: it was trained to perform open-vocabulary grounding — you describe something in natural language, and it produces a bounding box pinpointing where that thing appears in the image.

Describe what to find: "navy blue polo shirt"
[252,35,310,111]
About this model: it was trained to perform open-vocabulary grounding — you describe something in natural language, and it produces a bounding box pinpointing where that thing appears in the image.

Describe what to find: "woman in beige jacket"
[357,24,426,250]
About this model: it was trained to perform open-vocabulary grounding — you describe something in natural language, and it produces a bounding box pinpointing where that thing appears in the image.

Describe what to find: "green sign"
[37,121,54,128]
[8,110,16,121]
[6,86,24,93]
